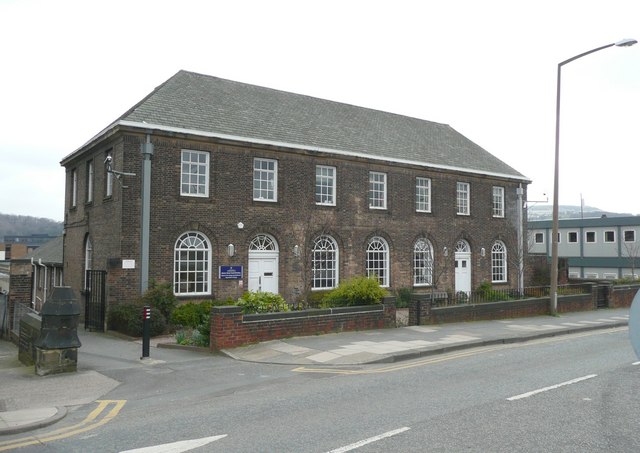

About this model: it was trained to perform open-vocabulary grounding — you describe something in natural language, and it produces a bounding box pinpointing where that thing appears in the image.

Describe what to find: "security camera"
[104,155,112,164]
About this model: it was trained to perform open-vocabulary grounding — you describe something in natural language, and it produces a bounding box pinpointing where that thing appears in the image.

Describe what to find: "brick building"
[60,70,529,312]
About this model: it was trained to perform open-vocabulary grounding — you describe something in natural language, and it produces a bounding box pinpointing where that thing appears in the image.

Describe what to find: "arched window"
[455,240,470,253]
[249,234,278,251]
[413,238,433,286]
[491,241,507,283]
[174,232,211,295]
[312,235,338,290]
[366,236,389,287]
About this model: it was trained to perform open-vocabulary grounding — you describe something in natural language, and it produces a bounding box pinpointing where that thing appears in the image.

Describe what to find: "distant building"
[1,234,58,260]
[528,216,640,280]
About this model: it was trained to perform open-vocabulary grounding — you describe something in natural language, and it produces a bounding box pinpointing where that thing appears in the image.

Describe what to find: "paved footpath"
[0,307,631,435]
[222,308,631,365]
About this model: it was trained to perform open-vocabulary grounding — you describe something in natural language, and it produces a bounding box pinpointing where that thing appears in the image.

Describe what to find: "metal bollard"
[141,305,151,359]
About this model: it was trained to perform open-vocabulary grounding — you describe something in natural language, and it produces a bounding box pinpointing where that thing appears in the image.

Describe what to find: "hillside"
[527,205,635,221]
[0,213,63,240]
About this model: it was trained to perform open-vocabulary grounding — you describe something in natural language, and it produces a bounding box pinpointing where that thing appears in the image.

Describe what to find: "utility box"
[34,286,82,376]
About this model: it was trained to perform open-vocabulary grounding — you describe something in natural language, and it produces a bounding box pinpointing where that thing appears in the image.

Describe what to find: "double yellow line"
[0,400,126,452]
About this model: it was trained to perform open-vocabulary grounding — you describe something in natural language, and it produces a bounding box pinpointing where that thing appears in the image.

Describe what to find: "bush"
[321,276,388,307]
[108,303,166,337]
[237,291,289,314]
[170,301,213,328]
[474,282,509,302]
[395,287,413,308]
[138,281,177,323]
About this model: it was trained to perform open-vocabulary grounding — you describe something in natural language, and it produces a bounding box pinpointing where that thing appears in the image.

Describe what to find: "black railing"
[431,283,592,307]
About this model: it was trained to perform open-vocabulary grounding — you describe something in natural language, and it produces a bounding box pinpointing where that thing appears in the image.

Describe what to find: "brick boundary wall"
[609,284,640,308]
[409,289,597,325]
[210,297,396,351]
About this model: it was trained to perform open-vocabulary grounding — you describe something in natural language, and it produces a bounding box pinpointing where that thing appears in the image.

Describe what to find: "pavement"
[0,307,631,436]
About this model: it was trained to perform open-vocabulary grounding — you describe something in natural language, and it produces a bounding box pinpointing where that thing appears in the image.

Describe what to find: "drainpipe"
[38,258,47,306]
[140,134,154,294]
[31,257,36,309]
[516,184,524,294]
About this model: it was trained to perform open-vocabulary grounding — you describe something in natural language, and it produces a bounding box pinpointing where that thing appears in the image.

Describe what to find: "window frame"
[585,231,596,243]
[71,168,78,208]
[180,150,210,198]
[604,230,616,243]
[567,231,578,244]
[456,182,470,216]
[492,186,505,218]
[253,157,278,202]
[366,236,389,287]
[105,150,113,198]
[413,238,433,286]
[415,177,432,213]
[491,240,507,283]
[311,235,339,290]
[368,171,387,210]
[624,230,636,243]
[173,231,212,296]
[534,232,544,244]
[315,165,336,206]
[86,160,94,204]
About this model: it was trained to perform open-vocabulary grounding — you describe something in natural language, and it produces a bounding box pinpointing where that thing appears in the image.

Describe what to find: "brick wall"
[63,131,526,308]
[210,298,396,350]
[409,290,596,325]
[609,284,640,308]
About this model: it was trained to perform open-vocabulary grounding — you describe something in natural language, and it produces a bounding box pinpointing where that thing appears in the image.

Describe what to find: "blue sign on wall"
[219,265,243,280]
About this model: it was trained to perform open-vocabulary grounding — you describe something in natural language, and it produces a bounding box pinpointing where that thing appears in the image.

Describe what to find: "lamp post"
[550,38,637,315]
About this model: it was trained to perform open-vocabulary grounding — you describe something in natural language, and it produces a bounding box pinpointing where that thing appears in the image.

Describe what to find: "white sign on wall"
[122,259,136,269]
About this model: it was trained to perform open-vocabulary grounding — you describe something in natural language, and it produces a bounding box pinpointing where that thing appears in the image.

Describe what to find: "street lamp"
[550,38,637,315]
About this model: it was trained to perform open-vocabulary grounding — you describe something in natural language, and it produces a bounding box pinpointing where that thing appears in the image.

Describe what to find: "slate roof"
[23,236,63,265]
[67,70,528,180]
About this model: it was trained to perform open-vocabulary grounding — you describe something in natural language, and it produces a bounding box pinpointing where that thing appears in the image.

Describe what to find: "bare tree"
[622,240,640,280]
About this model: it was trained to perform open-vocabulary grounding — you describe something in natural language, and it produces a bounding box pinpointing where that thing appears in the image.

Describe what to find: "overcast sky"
[1,0,639,222]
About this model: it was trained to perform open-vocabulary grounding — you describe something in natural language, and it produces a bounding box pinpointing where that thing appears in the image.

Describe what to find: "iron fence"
[431,283,592,307]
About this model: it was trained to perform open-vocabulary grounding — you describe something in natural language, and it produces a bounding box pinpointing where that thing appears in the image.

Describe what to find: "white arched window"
[366,236,389,287]
[249,234,278,251]
[312,235,338,290]
[413,238,433,286]
[174,232,211,295]
[491,240,507,283]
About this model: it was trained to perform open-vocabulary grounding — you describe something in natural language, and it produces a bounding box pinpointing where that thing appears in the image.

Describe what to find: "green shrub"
[306,290,330,308]
[237,291,289,314]
[321,276,388,307]
[170,301,212,328]
[395,287,413,308]
[108,303,166,337]
[138,281,177,322]
[474,282,509,302]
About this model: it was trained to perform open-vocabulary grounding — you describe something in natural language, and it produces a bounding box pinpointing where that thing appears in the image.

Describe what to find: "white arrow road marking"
[507,374,597,401]
[327,427,411,453]
[119,435,227,453]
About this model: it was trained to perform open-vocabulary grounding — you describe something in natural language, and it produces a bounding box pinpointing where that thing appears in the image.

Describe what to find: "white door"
[248,234,279,294]
[248,255,279,293]
[454,254,471,294]
[454,240,471,295]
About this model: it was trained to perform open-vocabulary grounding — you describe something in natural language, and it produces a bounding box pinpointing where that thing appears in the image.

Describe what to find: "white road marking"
[119,435,227,453]
[507,374,597,401]
[327,427,410,452]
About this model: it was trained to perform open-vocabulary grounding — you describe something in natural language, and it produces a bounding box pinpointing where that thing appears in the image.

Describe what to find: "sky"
[1,0,639,222]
